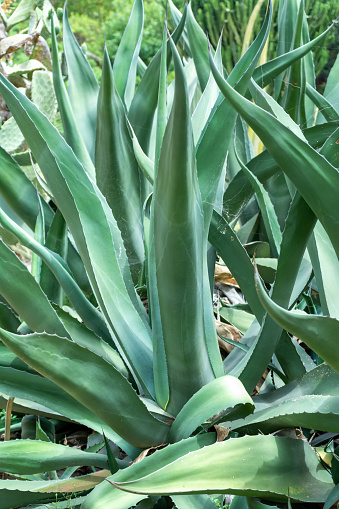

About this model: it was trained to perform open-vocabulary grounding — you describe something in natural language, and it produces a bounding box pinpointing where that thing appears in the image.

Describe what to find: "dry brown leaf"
[216,320,242,354]
[131,444,167,465]
[215,425,230,442]
[214,264,239,287]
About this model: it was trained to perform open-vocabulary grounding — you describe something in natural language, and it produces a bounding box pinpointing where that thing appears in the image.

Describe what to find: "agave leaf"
[0,471,109,509]
[192,35,223,146]
[253,22,333,89]
[96,48,145,285]
[168,376,254,443]
[228,364,339,434]
[129,122,154,183]
[62,4,99,162]
[308,221,339,320]
[152,36,216,414]
[55,307,127,376]
[254,266,339,374]
[186,3,211,91]
[172,494,216,509]
[324,484,339,509]
[0,440,108,475]
[0,71,154,397]
[209,212,265,322]
[306,83,339,122]
[39,209,67,306]
[0,207,112,344]
[113,0,143,109]
[109,435,333,502]
[317,54,339,124]
[231,193,316,390]
[304,121,339,148]
[31,195,45,282]
[128,4,187,154]
[235,148,282,258]
[168,0,192,57]
[0,366,137,456]
[197,1,272,232]
[0,302,20,334]
[209,53,339,260]
[0,147,91,293]
[51,15,94,177]
[0,240,69,337]
[279,0,307,126]
[82,434,217,509]
[319,126,339,168]
[0,330,169,448]
[154,24,167,173]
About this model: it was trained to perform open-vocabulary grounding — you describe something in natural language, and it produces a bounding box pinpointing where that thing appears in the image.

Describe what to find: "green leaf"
[209,51,339,261]
[209,212,265,322]
[0,239,68,337]
[39,209,67,306]
[128,5,187,154]
[254,266,339,374]
[151,36,215,414]
[63,4,99,162]
[186,3,211,91]
[317,54,339,124]
[172,494,216,509]
[96,48,145,285]
[0,440,108,474]
[82,434,217,509]
[169,376,254,443]
[324,484,339,509]
[103,433,119,475]
[109,435,333,502]
[0,471,110,509]
[113,0,143,109]
[0,366,137,456]
[306,83,339,122]
[0,207,112,344]
[51,15,95,177]
[235,148,281,258]
[0,330,170,448]
[0,70,154,397]
[229,364,339,434]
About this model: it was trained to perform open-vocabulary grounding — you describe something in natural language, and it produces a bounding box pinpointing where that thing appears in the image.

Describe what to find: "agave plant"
[0,0,338,507]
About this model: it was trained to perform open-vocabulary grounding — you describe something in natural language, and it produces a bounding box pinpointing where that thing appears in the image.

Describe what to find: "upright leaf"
[152,37,215,414]
[63,4,99,162]
[96,48,145,285]
[113,0,143,109]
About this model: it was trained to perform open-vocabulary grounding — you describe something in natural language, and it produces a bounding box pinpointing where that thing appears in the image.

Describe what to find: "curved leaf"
[0,440,108,474]
[169,376,254,443]
[0,366,137,456]
[0,207,112,344]
[110,436,333,502]
[96,48,145,284]
[209,50,339,260]
[0,240,68,337]
[63,4,99,162]
[230,364,339,434]
[0,70,154,397]
[254,266,339,374]
[151,36,215,414]
[113,0,143,109]
[82,434,217,509]
[51,15,94,177]
[0,330,170,448]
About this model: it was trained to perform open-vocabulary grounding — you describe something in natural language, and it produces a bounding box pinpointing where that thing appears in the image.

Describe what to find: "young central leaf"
[152,37,215,415]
